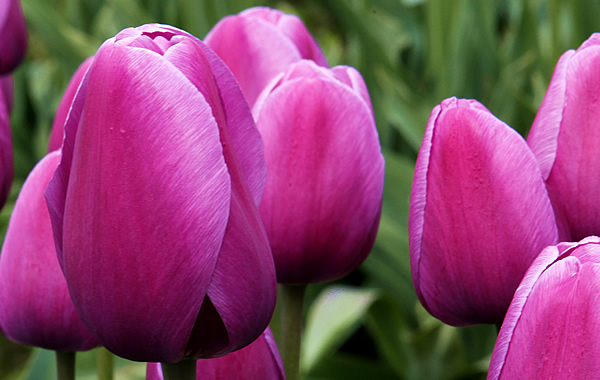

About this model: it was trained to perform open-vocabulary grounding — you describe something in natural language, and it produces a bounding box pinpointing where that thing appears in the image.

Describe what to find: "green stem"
[279,284,307,380]
[97,347,114,380]
[55,351,76,380]
[161,359,197,380]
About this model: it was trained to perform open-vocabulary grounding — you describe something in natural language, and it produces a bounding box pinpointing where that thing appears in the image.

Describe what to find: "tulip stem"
[97,347,114,380]
[161,359,196,380]
[55,351,76,380]
[279,284,307,380]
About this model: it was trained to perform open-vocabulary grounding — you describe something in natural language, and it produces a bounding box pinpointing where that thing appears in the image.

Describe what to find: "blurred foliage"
[2,0,600,378]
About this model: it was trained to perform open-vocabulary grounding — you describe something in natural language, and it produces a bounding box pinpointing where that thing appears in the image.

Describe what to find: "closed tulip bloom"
[0,0,27,74]
[409,97,559,326]
[146,328,285,380]
[205,6,328,107]
[489,236,600,379]
[0,151,98,351]
[44,24,277,363]
[254,60,384,284]
[48,56,94,152]
[527,34,600,241]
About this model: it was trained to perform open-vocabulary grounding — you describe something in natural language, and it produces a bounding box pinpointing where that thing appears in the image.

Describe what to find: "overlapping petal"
[0,151,98,351]
[205,6,327,107]
[409,97,559,326]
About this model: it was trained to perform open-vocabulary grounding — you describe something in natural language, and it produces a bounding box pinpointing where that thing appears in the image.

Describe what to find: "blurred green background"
[2,0,599,379]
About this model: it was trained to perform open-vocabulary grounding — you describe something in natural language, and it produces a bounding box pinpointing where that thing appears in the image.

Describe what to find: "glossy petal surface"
[257,62,384,284]
[0,0,27,74]
[0,152,98,351]
[410,97,558,326]
[205,6,327,107]
[147,329,285,379]
[489,237,600,379]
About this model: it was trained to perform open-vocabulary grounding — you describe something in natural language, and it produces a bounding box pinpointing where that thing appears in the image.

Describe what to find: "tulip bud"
[44,24,277,363]
[146,328,285,380]
[409,97,559,326]
[0,0,28,74]
[0,151,98,351]
[489,236,600,379]
[527,34,600,241]
[48,56,94,152]
[205,6,328,107]
[254,60,384,284]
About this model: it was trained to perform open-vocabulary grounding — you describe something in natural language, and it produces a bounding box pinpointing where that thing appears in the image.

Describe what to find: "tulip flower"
[0,0,28,74]
[44,24,277,363]
[0,75,12,209]
[488,236,600,379]
[146,328,285,380]
[48,56,94,152]
[527,34,600,242]
[205,6,328,107]
[254,60,383,284]
[0,151,98,351]
[409,97,559,326]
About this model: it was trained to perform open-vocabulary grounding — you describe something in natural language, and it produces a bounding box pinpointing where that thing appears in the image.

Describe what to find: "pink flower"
[0,0,27,74]
[205,6,328,107]
[44,24,276,363]
[489,236,600,379]
[409,97,559,326]
[254,60,383,284]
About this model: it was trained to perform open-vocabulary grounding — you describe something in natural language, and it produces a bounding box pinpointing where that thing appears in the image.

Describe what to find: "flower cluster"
[410,34,600,378]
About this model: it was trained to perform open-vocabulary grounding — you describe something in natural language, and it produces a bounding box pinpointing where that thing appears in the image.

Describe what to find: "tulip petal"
[0,152,98,351]
[205,7,327,107]
[46,40,230,362]
[490,254,600,379]
[258,74,384,284]
[528,41,600,240]
[410,97,558,326]
[0,0,27,74]
[147,328,285,380]
[0,80,13,209]
[48,57,94,152]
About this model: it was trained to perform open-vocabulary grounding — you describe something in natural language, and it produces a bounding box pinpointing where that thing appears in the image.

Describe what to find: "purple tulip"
[0,0,27,74]
[253,60,384,284]
[48,56,94,152]
[0,151,98,351]
[146,328,285,380]
[488,236,600,379]
[205,6,328,108]
[527,34,600,242]
[44,24,277,363]
[409,97,559,326]
[0,75,12,209]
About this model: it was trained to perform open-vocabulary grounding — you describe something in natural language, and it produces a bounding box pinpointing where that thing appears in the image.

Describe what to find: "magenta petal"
[147,328,285,380]
[46,41,231,362]
[489,239,600,379]
[257,70,384,284]
[0,78,13,209]
[0,152,98,351]
[48,56,94,152]
[527,35,600,241]
[205,7,327,107]
[0,0,27,74]
[410,97,558,326]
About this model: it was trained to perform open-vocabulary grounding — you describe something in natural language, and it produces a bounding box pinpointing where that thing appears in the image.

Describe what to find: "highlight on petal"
[256,63,384,284]
[0,151,98,351]
[409,97,558,326]
[489,237,600,379]
[0,0,27,74]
